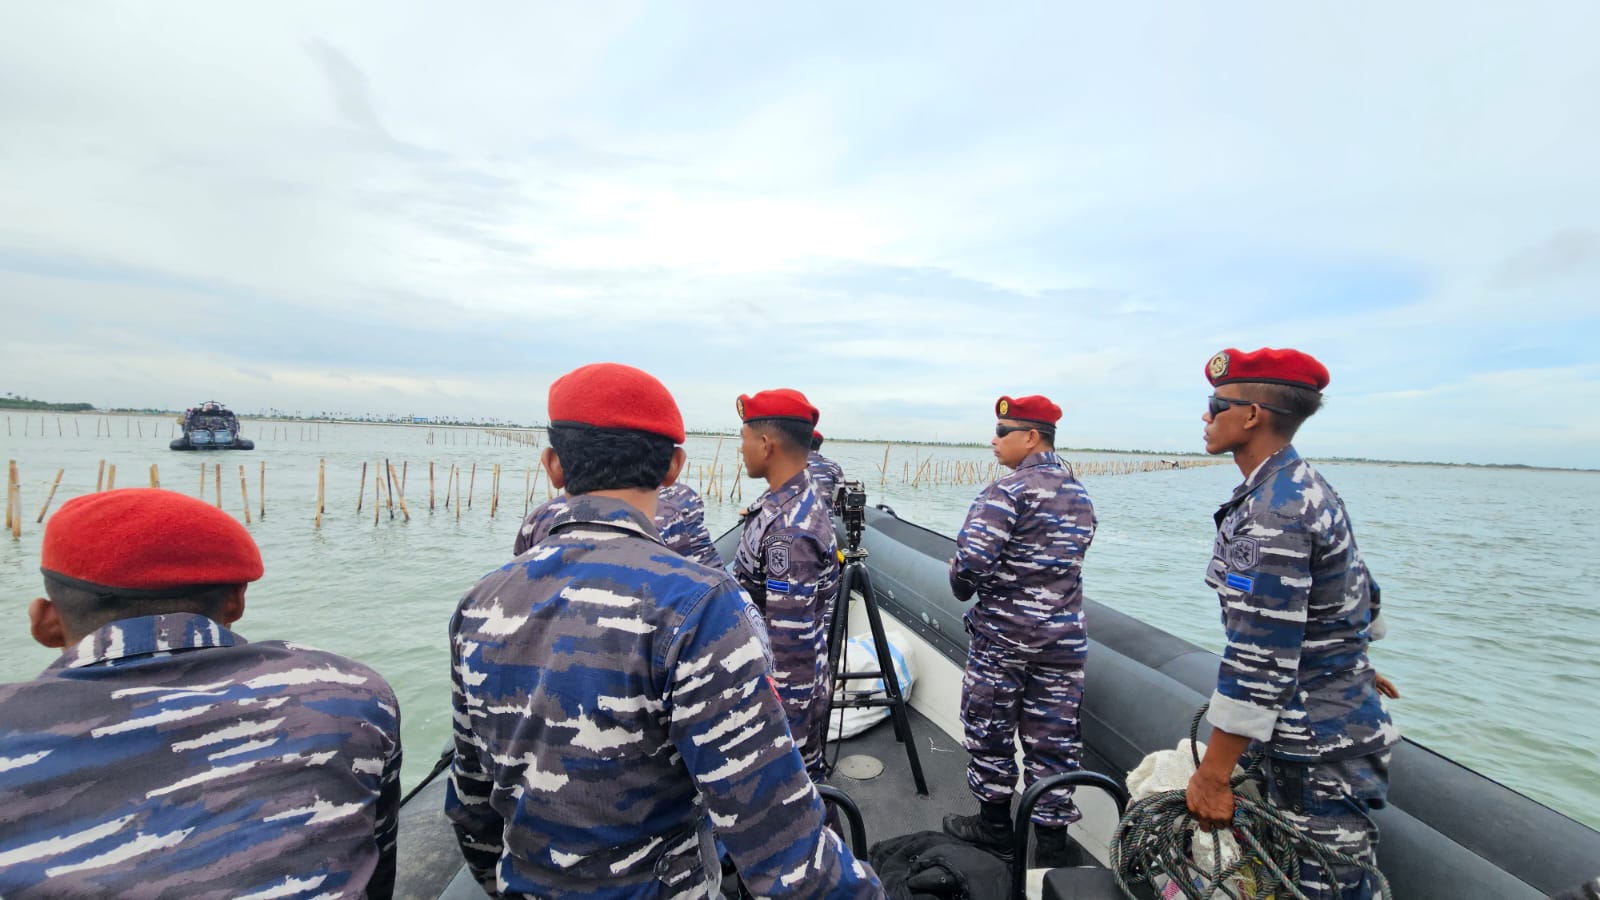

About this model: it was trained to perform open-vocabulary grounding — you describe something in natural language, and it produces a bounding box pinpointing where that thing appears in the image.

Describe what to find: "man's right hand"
[1185,768,1235,831]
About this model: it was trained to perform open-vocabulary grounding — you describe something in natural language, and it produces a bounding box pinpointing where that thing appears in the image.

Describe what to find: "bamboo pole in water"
[455,468,461,522]
[467,463,476,509]
[36,468,64,522]
[357,462,368,513]
[4,460,15,536]
[8,461,20,539]
[239,465,251,524]
[429,461,436,511]
[149,464,160,488]
[400,461,408,495]
[523,466,531,517]
[880,444,892,485]
[98,459,107,492]
[388,461,410,523]
[315,459,326,529]
[373,461,382,526]
[384,458,396,520]
[259,462,266,520]
[443,465,454,510]
[213,464,221,508]
[489,465,499,518]
[107,464,117,491]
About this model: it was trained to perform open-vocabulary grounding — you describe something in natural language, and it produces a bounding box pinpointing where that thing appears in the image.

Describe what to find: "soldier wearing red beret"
[1188,348,1399,900]
[0,489,402,899]
[448,365,881,898]
[943,394,1097,867]
[733,388,841,785]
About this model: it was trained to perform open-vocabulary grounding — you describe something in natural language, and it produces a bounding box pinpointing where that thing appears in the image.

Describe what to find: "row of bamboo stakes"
[3,459,266,538]
[886,451,1226,487]
[4,445,1223,539]
[4,416,546,448]
[3,416,175,439]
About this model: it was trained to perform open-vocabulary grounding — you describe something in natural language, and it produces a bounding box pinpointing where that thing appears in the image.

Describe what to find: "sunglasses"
[1207,395,1295,417]
[995,423,1054,438]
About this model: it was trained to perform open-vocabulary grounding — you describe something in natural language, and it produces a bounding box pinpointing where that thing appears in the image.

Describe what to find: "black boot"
[942,800,1015,862]
[1033,825,1085,869]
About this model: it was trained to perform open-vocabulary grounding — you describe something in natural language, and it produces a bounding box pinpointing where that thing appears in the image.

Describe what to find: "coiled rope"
[1107,706,1392,900]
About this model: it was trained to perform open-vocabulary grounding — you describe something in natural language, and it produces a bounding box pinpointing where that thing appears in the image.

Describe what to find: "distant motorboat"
[170,401,254,451]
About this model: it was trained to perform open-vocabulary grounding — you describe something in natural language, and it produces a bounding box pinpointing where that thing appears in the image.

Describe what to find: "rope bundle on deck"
[1107,707,1392,900]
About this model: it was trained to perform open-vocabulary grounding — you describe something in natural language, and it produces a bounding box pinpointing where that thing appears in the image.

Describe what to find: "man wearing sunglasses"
[1187,348,1398,900]
[943,395,1097,868]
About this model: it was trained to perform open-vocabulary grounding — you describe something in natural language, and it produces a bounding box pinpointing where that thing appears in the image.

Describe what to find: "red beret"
[1206,347,1330,391]
[737,388,819,425]
[995,395,1061,428]
[549,362,685,443]
[812,429,824,442]
[42,488,263,595]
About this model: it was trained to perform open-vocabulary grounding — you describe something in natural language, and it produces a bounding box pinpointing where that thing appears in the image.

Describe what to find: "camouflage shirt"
[950,451,1097,662]
[514,484,722,568]
[448,495,881,899]
[1204,445,1400,762]
[0,613,401,900]
[805,453,845,510]
[731,471,841,778]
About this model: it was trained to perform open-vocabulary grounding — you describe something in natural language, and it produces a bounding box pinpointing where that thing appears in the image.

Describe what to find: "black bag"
[869,831,1010,900]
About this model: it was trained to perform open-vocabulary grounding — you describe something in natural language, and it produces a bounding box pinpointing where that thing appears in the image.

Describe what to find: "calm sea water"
[2,414,1596,829]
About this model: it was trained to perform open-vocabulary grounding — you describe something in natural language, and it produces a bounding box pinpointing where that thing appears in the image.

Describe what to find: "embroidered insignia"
[766,578,791,594]
[1227,537,1259,571]
[736,397,746,418]
[765,541,790,578]
[998,399,1010,416]
[1208,352,1230,380]
[1225,572,1255,593]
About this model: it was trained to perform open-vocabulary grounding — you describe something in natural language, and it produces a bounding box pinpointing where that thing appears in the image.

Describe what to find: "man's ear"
[219,585,247,627]
[28,597,67,649]
[541,447,566,490]
[661,447,687,487]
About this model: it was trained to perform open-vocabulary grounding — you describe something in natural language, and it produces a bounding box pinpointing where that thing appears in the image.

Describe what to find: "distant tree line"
[0,393,94,412]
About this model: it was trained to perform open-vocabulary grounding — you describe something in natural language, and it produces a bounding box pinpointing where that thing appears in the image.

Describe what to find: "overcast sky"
[2,3,1597,467]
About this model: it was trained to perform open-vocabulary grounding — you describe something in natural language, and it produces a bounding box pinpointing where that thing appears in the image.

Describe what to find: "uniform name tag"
[1225,572,1255,593]
[766,578,791,594]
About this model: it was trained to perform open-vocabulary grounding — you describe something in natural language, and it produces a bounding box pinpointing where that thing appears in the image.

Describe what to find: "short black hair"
[1240,383,1323,438]
[810,434,823,451]
[548,424,675,495]
[750,419,813,455]
[45,580,238,637]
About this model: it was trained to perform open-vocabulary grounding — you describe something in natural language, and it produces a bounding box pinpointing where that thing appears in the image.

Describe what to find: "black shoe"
[942,812,1016,862]
[1033,826,1086,869]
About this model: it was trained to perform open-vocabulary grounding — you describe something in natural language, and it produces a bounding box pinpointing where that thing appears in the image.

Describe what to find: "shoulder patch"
[1224,572,1255,593]
[1226,537,1259,571]
[764,540,791,578]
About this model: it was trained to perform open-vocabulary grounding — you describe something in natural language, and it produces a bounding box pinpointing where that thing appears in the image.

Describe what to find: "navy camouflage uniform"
[515,482,722,567]
[1206,444,1399,900]
[950,451,1096,826]
[805,451,845,511]
[448,495,880,898]
[732,470,840,782]
[0,613,402,899]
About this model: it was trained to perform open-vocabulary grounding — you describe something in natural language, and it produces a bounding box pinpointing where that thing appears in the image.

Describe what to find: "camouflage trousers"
[959,631,1085,826]
[1258,752,1391,900]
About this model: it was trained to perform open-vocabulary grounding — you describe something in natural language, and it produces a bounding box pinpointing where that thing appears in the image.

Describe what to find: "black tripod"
[826,483,928,795]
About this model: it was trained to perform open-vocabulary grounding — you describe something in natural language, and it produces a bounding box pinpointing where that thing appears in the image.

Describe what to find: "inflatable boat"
[169,401,254,451]
[395,505,1600,898]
